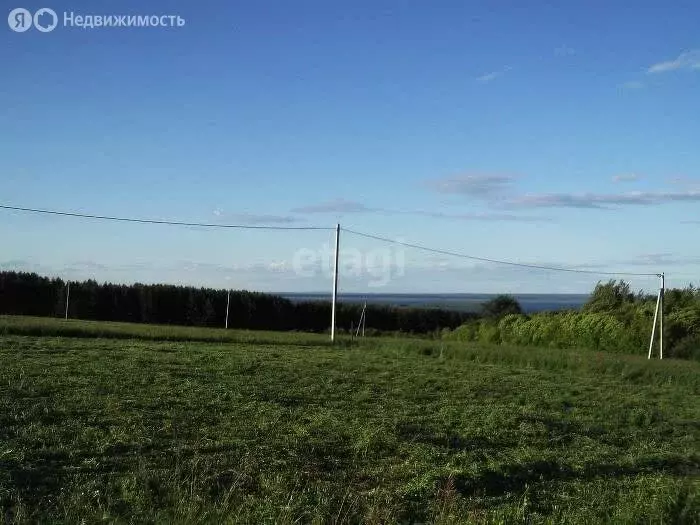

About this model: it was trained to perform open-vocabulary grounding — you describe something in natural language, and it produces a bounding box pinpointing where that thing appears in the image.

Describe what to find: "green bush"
[583,280,636,313]
[671,334,700,361]
[497,314,523,345]
[444,301,700,359]
[477,320,501,344]
[481,295,522,318]
[443,323,478,342]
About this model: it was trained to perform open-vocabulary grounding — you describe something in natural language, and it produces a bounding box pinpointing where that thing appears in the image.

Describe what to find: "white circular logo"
[8,7,32,32]
[33,7,57,32]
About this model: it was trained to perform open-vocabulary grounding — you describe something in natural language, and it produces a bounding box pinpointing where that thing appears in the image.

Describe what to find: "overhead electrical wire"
[342,227,661,278]
[0,204,663,277]
[0,204,332,231]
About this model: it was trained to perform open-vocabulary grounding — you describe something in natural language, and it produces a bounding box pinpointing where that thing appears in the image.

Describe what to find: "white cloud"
[507,190,700,209]
[291,193,544,222]
[612,173,641,183]
[620,80,644,90]
[290,199,371,214]
[212,209,300,224]
[668,176,700,189]
[477,71,500,82]
[426,174,516,198]
[408,210,544,222]
[268,261,288,272]
[554,45,576,57]
[476,66,511,83]
[647,49,700,74]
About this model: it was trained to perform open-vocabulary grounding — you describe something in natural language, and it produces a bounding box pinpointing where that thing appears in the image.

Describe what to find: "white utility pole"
[64,282,70,320]
[648,288,661,359]
[331,224,340,342]
[362,301,366,337]
[355,302,367,338]
[648,273,665,359]
[225,290,230,329]
[660,273,665,359]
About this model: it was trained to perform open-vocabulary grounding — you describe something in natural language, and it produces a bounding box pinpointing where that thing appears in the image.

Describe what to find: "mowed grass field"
[0,317,699,523]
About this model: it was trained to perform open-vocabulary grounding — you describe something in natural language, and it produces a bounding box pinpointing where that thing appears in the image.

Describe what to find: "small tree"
[583,280,635,313]
[481,295,522,318]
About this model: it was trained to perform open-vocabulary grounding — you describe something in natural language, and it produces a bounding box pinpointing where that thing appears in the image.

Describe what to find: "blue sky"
[2,0,699,293]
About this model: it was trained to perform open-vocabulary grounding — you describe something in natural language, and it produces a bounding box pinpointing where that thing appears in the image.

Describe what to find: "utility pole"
[648,273,665,359]
[660,273,665,359]
[225,290,230,329]
[331,224,340,342]
[64,281,70,320]
[355,302,367,338]
[362,301,366,337]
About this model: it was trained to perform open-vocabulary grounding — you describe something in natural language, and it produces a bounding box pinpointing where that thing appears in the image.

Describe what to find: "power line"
[0,205,332,231]
[0,204,664,277]
[342,227,661,277]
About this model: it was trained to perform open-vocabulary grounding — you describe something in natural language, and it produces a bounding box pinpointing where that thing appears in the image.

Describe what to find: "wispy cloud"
[64,261,110,272]
[476,66,511,83]
[620,80,644,90]
[408,210,544,222]
[290,199,371,214]
[0,259,40,271]
[426,174,516,198]
[647,49,700,74]
[213,209,300,224]
[554,45,576,57]
[426,172,700,211]
[668,176,700,188]
[612,173,641,183]
[0,259,158,280]
[507,190,700,209]
[291,196,544,222]
[627,253,700,267]
[545,252,700,270]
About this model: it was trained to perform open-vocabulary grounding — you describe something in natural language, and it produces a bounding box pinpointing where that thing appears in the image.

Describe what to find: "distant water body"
[278,293,589,314]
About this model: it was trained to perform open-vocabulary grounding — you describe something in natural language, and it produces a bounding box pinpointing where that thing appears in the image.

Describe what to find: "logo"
[7,7,57,32]
[8,9,185,31]
[34,8,57,32]
[8,8,31,31]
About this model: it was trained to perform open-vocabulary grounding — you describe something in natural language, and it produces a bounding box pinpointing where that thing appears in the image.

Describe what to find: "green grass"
[0,315,331,345]
[0,318,698,523]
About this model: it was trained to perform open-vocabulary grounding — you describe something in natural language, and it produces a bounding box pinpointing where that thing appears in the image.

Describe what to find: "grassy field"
[0,317,699,523]
[0,315,331,345]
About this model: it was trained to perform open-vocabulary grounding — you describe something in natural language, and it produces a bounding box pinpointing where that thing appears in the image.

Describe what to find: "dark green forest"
[0,271,474,334]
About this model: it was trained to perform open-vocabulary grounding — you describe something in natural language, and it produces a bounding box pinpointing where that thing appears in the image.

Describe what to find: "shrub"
[481,295,523,318]
[583,280,635,313]
[671,334,700,361]
[443,284,699,359]
[442,323,478,342]
[477,320,501,344]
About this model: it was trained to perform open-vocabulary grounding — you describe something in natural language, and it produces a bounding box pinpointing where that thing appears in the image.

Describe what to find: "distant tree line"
[0,271,475,334]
